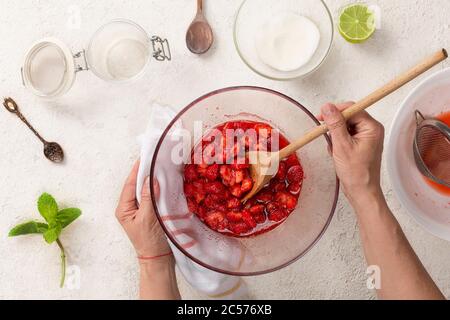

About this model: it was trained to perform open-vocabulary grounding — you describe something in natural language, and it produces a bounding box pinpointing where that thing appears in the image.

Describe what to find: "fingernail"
[144,176,151,190]
[322,104,336,116]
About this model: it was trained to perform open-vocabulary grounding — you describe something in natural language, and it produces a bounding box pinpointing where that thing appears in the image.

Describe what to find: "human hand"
[115,161,171,259]
[318,103,385,205]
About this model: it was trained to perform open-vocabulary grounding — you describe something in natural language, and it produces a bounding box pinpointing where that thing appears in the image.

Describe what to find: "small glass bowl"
[234,0,334,80]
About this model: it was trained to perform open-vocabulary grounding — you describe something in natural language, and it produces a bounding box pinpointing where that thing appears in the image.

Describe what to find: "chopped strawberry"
[186,198,198,213]
[197,206,207,219]
[188,181,205,203]
[192,180,205,190]
[242,211,257,228]
[184,183,196,197]
[220,165,236,186]
[184,164,198,182]
[266,201,280,214]
[274,191,298,210]
[204,164,219,181]
[285,154,300,168]
[243,198,257,210]
[255,190,273,203]
[226,211,243,222]
[205,211,227,230]
[215,204,227,212]
[275,162,287,180]
[193,192,205,204]
[253,214,266,224]
[278,135,290,149]
[198,162,208,169]
[287,165,304,183]
[240,178,253,193]
[229,222,251,235]
[235,170,245,184]
[249,204,265,216]
[227,197,241,209]
[270,180,286,192]
[204,181,225,194]
[230,163,250,170]
[196,163,208,176]
[204,194,222,209]
[288,182,302,195]
[221,189,232,200]
[230,184,243,198]
[268,208,288,222]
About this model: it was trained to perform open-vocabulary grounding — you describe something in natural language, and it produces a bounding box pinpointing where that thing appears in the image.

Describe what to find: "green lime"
[338,3,376,44]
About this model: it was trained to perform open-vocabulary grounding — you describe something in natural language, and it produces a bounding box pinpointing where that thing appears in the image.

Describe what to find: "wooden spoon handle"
[197,0,203,12]
[278,49,448,160]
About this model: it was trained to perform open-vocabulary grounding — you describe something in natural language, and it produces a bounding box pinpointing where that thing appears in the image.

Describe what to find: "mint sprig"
[9,193,82,288]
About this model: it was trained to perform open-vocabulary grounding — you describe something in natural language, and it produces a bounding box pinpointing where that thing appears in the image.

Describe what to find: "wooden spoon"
[242,49,448,203]
[186,0,214,54]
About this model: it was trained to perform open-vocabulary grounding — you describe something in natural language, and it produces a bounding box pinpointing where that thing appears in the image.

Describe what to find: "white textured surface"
[0,0,449,300]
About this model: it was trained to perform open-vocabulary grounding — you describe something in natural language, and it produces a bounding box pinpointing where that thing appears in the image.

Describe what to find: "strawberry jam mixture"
[183,121,304,237]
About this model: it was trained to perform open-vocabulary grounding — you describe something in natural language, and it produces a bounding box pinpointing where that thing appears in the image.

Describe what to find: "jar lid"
[22,38,77,98]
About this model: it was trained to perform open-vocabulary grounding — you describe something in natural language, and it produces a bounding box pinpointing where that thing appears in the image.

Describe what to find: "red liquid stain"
[424,111,450,196]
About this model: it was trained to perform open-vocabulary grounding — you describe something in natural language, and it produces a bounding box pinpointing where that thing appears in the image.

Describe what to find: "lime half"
[339,4,376,43]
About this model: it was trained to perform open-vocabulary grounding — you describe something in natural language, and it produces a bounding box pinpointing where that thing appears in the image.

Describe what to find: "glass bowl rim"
[150,86,340,276]
[233,0,335,81]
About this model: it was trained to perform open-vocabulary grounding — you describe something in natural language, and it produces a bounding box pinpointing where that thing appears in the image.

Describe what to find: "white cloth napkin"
[136,103,247,299]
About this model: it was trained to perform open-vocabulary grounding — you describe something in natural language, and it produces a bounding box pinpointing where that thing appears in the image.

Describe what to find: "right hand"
[318,103,385,205]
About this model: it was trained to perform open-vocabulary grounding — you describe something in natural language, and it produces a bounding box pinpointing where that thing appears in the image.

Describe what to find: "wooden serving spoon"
[186,0,214,54]
[242,49,448,203]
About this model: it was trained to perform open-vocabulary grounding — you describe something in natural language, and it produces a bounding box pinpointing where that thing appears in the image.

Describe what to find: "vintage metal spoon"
[186,0,214,54]
[3,97,64,163]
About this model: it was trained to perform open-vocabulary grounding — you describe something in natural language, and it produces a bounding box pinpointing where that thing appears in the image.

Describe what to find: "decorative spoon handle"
[3,98,47,144]
[278,49,448,160]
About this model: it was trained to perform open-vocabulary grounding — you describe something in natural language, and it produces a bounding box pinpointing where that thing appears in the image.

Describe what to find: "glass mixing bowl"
[234,0,334,80]
[150,87,339,275]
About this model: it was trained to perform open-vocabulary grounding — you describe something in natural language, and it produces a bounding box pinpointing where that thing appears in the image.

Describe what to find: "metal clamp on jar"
[21,19,171,99]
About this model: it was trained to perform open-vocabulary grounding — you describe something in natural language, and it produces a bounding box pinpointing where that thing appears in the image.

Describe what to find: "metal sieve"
[413,110,450,188]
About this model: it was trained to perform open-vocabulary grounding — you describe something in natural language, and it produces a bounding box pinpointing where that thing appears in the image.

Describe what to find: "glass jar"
[21,19,171,98]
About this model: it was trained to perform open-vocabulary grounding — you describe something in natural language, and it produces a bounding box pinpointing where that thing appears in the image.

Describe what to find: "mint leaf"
[57,208,81,229]
[38,193,58,223]
[9,221,48,236]
[43,225,62,244]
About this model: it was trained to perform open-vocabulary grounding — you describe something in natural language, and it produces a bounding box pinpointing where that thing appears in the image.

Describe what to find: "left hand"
[115,161,171,258]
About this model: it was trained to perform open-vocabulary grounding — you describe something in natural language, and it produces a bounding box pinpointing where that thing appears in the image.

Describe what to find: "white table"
[0,0,449,299]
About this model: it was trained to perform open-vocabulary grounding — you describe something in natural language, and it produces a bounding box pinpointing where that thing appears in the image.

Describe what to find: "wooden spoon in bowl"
[242,49,448,203]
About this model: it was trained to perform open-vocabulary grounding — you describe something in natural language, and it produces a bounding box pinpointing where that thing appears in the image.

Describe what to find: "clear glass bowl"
[234,0,334,80]
[150,87,339,275]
